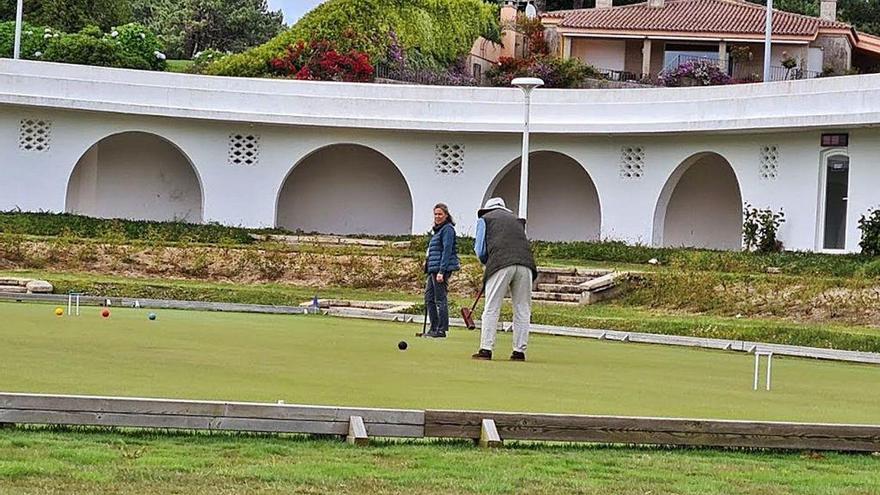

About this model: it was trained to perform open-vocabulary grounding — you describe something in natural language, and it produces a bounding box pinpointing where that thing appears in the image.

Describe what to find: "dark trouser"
[425,272,451,334]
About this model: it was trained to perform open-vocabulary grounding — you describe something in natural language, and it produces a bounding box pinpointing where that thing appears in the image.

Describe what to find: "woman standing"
[422,203,460,338]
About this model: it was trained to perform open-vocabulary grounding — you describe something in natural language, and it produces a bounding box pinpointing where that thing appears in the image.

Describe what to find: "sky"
[269,0,327,24]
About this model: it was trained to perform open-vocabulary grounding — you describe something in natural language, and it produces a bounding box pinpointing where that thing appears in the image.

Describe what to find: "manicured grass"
[1,301,878,424]
[1,427,879,494]
[165,60,194,73]
[8,269,880,353]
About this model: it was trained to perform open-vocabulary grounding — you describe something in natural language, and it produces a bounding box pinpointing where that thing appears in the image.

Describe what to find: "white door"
[807,47,824,74]
[821,154,850,250]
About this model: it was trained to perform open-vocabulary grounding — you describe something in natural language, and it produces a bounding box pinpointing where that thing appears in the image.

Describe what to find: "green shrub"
[486,55,603,88]
[1,21,165,70]
[191,49,229,72]
[207,0,499,77]
[204,50,267,77]
[0,21,55,60]
[111,22,165,70]
[0,212,252,245]
[858,208,880,256]
[43,31,126,67]
[742,203,785,253]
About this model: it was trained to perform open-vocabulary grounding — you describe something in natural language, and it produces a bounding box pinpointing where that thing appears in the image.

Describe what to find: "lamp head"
[511,77,544,94]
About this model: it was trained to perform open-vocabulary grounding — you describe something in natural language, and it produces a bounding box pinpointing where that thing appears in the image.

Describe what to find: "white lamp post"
[511,77,543,221]
[13,0,23,59]
[762,0,773,82]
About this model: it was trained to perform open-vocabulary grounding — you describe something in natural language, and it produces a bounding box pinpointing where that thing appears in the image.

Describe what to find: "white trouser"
[480,265,533,354]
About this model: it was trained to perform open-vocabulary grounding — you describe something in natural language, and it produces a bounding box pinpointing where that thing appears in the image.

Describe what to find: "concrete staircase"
[0,277,53,295]
[532,267,624,305]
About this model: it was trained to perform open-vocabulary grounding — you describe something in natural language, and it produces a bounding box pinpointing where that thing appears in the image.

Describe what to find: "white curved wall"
[276,144,413,235]
[66,132,203,222]
[660,154,742,250]
[5,60,880,252]
[3,59,880,134]
[489,152,601,241]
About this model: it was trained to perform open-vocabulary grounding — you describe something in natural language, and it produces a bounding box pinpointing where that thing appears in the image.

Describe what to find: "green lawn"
[1,428,879,495]
[6,269,880,353]
[164,59,194,73]
[1,301,878,424]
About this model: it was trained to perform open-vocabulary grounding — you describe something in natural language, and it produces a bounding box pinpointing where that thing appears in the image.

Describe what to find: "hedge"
[205,0,499,77]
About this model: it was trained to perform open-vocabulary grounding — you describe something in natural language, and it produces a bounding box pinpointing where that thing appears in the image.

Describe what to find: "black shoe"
[425,331,447,339]
[510,351,526,361]
[472,349,492,360]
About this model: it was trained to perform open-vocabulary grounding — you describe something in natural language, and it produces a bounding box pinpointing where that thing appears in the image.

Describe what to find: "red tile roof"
[546,0,851,37]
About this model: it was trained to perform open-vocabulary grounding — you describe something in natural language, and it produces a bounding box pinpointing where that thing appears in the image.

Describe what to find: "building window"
[620,146,645,179]
[19,119,52,152]
[759,145,779,180]
[821,133,848,147]
[228,134,260,166]
[663,43,720,68]
[435,144,464,176]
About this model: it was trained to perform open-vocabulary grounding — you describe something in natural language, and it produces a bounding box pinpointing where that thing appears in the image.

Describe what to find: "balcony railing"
[374,63,479,86]
[669,55,821,82]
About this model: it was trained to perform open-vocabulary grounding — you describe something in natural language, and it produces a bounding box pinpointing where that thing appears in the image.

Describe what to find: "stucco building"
[2,59,879,252]
[540,0,880,81]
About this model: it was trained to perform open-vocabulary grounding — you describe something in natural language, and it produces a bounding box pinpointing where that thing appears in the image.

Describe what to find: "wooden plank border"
[1,393,878,452]
[424,410,880,452]
[0,393,424,438]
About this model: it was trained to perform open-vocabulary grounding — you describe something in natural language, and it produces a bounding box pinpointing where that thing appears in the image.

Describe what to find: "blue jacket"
[425,222,460,274]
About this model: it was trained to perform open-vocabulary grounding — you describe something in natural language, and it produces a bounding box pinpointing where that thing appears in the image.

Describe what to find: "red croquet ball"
[102,309,110,318]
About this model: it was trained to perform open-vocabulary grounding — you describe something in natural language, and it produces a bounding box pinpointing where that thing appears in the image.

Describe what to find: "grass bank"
[1,427,878,495]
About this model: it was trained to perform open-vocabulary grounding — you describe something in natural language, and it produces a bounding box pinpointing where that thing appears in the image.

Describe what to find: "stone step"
[0,278,27,286]
[556,275,592,285]
[532,299,580,306]
[577,268,613,277]
[536,283,586,294]
[537,267,577,276]
[0,285,27,294]
[532,291,580,303]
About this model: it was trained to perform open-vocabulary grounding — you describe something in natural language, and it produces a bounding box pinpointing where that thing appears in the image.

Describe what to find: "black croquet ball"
[398,341,408,351]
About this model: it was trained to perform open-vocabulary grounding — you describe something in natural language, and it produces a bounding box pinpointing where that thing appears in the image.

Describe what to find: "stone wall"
[811,35,852,73]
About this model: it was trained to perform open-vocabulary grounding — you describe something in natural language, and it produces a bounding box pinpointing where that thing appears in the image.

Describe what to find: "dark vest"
[482,209,537,284]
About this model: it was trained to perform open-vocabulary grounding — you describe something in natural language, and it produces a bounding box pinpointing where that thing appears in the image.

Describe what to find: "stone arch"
[66,131,203,222]
[275,143,414,235]
[653,152,743,250]
[484,151,601,241]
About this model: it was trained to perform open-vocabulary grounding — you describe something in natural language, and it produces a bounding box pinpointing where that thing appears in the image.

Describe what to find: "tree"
[839,0,880,37]
[131,0,284,59]
[2,0,131,31]
[745,0,817,16]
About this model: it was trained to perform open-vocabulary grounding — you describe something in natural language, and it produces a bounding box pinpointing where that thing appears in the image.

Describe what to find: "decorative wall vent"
[18,119,52,152]
[228,134,260,166]
[434,144,464,175]
[619,146,644,179]
[759,145,779,180]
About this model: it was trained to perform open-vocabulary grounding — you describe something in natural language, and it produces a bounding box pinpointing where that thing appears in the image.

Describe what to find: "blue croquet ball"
[398,341,408,351]
[148,313,157,321]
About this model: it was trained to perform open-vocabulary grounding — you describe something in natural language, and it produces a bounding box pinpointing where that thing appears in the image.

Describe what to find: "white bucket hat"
[478,197,512,217]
